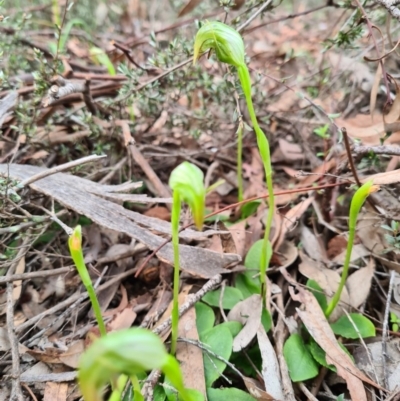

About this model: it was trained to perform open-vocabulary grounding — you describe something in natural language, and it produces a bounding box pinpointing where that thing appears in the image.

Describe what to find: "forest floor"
[1,1,400,400]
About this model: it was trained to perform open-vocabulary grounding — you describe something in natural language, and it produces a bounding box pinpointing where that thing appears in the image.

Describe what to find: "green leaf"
[306,279,327,311]
[164,383,205,401]
[234,273,260,298]
[230,345,261,377]
[202,325,233,387]
[202,287,243,310]
[207,388,256,401]
[90,46,116,76]
[283,334,319,382]
[330,313,376,339]
[240,200,261,219]
[153,385,166,401]
[78,328,193,401]
[261,308,272,333]
[245,239,267,271]
[308,340,335,372]
[308,339,354,373]
[217,321,243,338]
[195,302,215,336]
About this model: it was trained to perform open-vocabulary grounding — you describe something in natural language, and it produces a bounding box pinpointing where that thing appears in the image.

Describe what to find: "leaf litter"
[2,2,400,400]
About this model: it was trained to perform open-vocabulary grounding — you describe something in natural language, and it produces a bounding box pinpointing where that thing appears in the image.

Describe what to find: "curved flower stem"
[237,120,244,202]
[325,181,379,318]
[238,65,274,301]
[171,191,181,355]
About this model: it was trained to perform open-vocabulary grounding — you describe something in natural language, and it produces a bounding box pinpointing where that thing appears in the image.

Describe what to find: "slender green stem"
[238,65,274,300]
[108,375,129,401]
[171,191,181,355]
[325,181,377,318]
[324,227,354,318]
[131,375,144,401]
[237,121,244,202]
[69,231,107,337]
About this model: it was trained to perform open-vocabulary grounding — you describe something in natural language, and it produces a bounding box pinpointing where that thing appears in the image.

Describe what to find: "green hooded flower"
[193,21,245,68]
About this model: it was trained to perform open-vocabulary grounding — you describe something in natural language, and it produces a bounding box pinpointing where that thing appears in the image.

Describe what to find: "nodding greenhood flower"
[193,21,245,68]
[169,161,205,230]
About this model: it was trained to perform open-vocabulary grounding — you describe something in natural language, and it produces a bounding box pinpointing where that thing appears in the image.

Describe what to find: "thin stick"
[382,270,396,388]
[7,237,31,401]
[13,154,106,190]
[237,0,273,32]
[153,274,222,336]
[353,144,400,156]
[342,127,361,187]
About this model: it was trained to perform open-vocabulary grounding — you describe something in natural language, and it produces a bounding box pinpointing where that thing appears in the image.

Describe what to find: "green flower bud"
[193,21,245,68]
[169,161,205,230]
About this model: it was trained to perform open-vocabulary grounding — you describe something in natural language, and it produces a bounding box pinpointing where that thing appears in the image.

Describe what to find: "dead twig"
[0,266,71,284]
[152,274,222,335]
[382,270,396,388]
[6,236,31,401]
[353,144,400,156]
[374,0,400,21]
[43,76,98,114]
[13,154,106,191]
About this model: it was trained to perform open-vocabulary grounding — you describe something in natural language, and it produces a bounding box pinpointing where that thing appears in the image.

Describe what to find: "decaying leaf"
[346,259,375,309]
[257,325,284,401]
[43,382,68,401]
[354,338,400,391]
[290,287,379,401]
[227,294,262,352]
[176,306,206,396]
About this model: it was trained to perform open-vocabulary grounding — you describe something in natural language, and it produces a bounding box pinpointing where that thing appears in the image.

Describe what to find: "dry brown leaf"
[300,224,327,263]
[107,307,137,331]
[176,306,206,396]
[332,243,370,265]
[298,159,337,189]
[276,197,314,249]
[177,0,203,16]
[361,168,400,185]
[13,256,25,303]
[354,338,400,391]
[43,382,68,401]
[276,241,298,270]
[271,138,304,163]
[227,294,262,352]
[243,376,275,400]
[356,209,387,255]
[337,112,400,146]
[156,285,192,342]
[257,326,284,400]
[346,259,375,309]
[290,287,375,401]
[228,220,247,258]
[59,340,85,369]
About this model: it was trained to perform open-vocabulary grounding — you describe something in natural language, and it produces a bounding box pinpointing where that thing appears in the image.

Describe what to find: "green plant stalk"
[130,375,144,401]
[193,21,274,302]
[237,65,274,300]
[171,191,181,355]
[237,121,244,202]
[51,0,61,26]
[108,375,129,401]
[325,181,378,318]
[69,226,107,337]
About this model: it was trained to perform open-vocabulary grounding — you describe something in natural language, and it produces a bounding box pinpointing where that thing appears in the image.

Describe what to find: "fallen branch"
[374,0,400,21]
